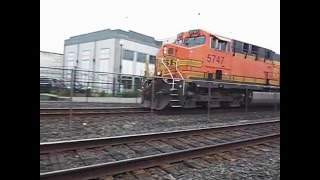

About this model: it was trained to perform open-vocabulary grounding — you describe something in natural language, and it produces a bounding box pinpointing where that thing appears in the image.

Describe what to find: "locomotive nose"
[163,45,175,56]
[168,47,174,55]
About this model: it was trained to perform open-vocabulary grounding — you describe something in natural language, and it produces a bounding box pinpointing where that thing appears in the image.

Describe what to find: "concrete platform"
[71,97,141,103]
[40,93,70,101]
[40,95,141,104]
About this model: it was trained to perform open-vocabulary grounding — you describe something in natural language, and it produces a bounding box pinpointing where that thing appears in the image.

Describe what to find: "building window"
[67,52,74,61]
[100,48,110,59]
[149,55,156,64]
[137,52,147,63]
[123,49,134,60]
[82,50,90,60]
[121,76,133,89]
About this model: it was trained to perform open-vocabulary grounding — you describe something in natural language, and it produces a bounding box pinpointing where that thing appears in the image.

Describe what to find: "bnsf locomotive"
[141,29,280,110]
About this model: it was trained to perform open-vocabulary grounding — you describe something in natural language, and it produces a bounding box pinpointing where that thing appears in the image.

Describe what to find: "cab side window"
[211,37,218,49]
[243,43,249,53]
[217,40,226,50]
[210,37,230,52]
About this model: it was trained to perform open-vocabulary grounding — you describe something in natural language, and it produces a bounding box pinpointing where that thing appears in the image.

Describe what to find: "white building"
[158,37,176,44]
[40,51,63,68]
[63,29,162,92]
[40,51,64,79]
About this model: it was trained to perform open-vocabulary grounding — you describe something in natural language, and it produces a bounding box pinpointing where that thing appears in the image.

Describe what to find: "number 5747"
[207,54,224,64]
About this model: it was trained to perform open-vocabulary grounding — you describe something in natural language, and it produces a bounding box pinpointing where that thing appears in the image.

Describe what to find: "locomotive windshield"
[174,39,184,44]
[184,36,205,46]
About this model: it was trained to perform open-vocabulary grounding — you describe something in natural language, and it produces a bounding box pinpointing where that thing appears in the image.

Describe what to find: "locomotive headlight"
[163,47,167,55]
[157,71,162,76]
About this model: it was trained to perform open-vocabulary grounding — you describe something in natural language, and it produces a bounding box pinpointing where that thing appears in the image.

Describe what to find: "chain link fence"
[40,66,144,104]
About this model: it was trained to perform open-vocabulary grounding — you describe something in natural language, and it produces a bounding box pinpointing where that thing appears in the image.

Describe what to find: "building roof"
[40,51,63,55]
[64,29,162,48]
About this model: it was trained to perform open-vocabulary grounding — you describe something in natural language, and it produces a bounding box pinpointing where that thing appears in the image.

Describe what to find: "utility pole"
[118,40,123,95]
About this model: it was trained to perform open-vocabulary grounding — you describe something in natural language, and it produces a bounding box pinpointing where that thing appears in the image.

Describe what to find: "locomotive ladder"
[168,79,182,108]
[161,58,184,108]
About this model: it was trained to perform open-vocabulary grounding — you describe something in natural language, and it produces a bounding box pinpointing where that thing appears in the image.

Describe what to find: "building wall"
[64,38,158,76]
[40,51,63,68]
[40,51,64,79]
[119,39,158,76]
[78,42,95,72]
[64,45,78,69]
[96,39,116,74]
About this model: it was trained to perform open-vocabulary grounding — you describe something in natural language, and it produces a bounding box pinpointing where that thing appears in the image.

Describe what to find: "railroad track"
[107,139,280,179]
[40,107,150,117]
[40,106,278,118]
[40,118,280,179]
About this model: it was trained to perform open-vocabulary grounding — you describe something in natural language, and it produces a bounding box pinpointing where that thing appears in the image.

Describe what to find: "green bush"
[49,89,58,95]
[59,89,71,96]
[121,91,139,98]
[99,91,106,97]
[85,90,92,97]
[49,89,70,97]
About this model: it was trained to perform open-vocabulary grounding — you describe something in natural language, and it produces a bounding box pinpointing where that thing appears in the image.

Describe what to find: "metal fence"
[40,66,280,121]
[40,66,144,101]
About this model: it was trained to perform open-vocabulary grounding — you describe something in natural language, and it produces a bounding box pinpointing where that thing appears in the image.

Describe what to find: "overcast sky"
[40,0,280,54]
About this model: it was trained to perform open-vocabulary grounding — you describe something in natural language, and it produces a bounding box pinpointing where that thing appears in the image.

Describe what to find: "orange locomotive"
[141,29,280,110]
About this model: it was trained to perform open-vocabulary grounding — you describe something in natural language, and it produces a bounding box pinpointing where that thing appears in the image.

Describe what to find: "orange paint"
[156,29,280,86]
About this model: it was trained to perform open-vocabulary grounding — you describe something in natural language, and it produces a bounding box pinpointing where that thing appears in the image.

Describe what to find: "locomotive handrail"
[160,58,173,79]
[175,59,184,80]
[146,75,280,89]
[160,58,175,89]
[175,59,185,95]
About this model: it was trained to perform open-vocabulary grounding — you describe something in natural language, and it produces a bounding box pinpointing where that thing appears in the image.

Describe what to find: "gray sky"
[40,0,280,54]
